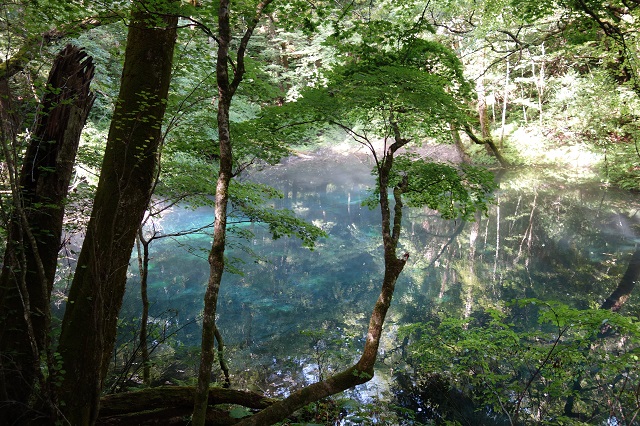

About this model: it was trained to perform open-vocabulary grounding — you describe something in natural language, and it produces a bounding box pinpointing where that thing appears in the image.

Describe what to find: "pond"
[112,148,640,421]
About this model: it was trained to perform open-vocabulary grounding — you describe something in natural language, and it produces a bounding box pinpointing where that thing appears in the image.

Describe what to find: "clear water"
[114,152,640,405]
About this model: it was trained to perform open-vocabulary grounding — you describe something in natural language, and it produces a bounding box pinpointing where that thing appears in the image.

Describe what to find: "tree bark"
[136,232,151,385]
[476,49,493,155]
[0,45,94,422]
[463,124,509,168]
[499,57,510,148]
[192,1,273,424]
[97,385,274,425]
[55,7,177,424]
[192,0,234,422]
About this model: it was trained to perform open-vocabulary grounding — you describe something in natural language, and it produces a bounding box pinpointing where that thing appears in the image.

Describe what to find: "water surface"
[116,151,640,407]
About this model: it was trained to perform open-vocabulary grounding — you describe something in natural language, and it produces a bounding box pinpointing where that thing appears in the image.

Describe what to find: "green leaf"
[229,406,251,419]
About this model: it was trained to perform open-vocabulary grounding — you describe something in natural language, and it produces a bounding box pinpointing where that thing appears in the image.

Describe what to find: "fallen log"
[97,386,276,425]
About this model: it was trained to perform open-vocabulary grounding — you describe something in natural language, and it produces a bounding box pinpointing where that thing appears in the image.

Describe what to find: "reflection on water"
[116,154,640,410]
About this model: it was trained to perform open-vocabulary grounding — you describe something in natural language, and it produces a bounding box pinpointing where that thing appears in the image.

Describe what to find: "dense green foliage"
[379,156,496,220]
[402,300,640,424]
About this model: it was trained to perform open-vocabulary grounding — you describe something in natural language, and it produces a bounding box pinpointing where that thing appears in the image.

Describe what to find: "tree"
[0,44,95,423]
[224,9,495,423]
[54,2,178,423]
[191,0,277,423]
[416,0,519,165]
[0,1,120,83]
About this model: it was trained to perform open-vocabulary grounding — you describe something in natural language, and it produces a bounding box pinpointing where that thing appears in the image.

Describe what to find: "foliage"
[544,70,640,189]
[319,38,472,142]
[364,155,496,220]
[249,1,475,144]
[230,179,327,249]
[401,299,640,424]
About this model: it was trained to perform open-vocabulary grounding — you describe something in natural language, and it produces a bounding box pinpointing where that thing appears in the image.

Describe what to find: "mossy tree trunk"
[0,45,94,422]
[97,386,275,424]
[463,123,509,168]
[192,1,273,424]
[55,5,178,424]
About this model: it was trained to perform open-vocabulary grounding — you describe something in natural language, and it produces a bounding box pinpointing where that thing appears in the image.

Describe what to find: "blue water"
[113,154,640,401]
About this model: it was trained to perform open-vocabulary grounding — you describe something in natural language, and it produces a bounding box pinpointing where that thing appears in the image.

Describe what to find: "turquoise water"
[114,153,640,410]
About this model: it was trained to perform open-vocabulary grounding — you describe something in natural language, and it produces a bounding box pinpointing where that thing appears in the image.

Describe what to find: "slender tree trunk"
[236,129,410,426]
[136,232,151,385]
[192,0,273,423]
[192,1,233,423]
[476,48,493,155]
[521,69,528,124]
[493,195,500,280]
[0,45,94,422]
[55,7,177,424]
[500,58,510,148]
[477,84,491,141]
[536,43,545,125]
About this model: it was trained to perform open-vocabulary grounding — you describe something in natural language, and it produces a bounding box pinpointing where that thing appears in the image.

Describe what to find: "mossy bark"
[0,45,94,422]
[55,7,177,425]
[192,1,272,424]
[97,386,274,425]
[462,124,509,168]
[192,0,233,422]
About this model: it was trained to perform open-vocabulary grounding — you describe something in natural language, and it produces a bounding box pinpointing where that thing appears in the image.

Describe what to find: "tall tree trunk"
[0,45,94,422]
[192,1,273,424]
[476,48,493,155]
[192,1,234,422]
[55,7,177,424]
